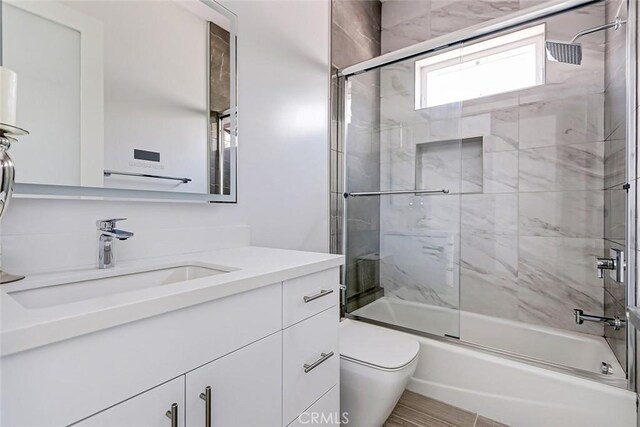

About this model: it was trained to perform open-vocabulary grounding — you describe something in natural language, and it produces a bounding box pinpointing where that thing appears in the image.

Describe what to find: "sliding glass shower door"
[344,45,464,339]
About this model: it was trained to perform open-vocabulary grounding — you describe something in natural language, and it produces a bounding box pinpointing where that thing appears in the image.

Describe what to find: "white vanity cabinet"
[78,332,283,427]
[76,377,186,427]
[185,332,283,427]
[283,269,340,426]
[1,262,341,427]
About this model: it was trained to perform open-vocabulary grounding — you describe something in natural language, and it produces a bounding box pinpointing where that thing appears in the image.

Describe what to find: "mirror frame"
[0,0,238,203]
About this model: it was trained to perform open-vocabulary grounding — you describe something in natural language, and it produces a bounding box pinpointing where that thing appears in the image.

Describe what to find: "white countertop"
[0,246,344,357]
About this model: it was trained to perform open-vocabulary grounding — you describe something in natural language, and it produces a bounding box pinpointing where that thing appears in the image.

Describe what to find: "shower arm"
[570,17,626,43]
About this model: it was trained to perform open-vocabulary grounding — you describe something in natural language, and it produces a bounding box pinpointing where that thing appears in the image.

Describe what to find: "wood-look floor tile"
[397,391,477,427]
[384,414,422,427]
[392,404,458,427]
[474,415,509,427]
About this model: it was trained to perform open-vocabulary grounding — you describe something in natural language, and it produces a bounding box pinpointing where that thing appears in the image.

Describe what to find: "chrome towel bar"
[104,170,191,183]
[344,189,449,198]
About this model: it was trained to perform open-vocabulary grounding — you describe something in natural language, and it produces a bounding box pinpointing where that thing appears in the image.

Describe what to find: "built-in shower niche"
[415,137,483,194]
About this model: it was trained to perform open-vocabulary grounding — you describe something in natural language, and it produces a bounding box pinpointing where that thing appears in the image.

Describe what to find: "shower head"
[545,17,626,65]
[545,41,582,65]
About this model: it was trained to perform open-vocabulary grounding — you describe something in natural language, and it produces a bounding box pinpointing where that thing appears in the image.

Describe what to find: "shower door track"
[339,0,601,77]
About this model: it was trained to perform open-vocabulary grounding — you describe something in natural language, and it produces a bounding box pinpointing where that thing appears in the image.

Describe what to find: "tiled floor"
[384,391,509,427]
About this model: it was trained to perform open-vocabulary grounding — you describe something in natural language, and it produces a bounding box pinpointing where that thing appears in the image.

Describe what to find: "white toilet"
[339,319,420,427]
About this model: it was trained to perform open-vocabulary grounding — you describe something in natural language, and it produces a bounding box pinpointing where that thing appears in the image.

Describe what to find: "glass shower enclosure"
[340,0,634,388]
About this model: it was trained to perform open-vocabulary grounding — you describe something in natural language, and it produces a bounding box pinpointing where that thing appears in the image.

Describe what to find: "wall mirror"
[0,0,237,202]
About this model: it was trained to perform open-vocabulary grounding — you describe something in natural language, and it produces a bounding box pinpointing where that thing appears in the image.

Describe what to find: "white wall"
[0,0,330,275]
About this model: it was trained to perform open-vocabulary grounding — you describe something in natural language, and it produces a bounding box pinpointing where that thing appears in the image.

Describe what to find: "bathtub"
[350,297,636,426]
[351,296,625,379]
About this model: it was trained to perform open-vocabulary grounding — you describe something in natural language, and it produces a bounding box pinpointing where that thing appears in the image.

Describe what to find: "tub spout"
[574,309,626,331]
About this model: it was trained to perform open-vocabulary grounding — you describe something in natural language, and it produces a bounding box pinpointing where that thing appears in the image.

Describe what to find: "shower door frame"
[339,0,638,392]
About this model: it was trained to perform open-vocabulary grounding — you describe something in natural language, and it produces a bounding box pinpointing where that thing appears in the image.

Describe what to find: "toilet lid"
[340,319,420,370]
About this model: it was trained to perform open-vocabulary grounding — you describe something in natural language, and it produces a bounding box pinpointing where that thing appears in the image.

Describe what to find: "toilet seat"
[339,319,419,371]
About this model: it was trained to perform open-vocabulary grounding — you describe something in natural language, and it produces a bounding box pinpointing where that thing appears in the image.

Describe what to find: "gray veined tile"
[381,0,431,30]
[604,73,626,141]
[519,94,604,149]
[604,240,625,304]
[460,233,518,277]
[604,185,626,243]
[461,193,518,236]
[517,282,603,335]
[380,193,461,233]
[519,190,604,238]
[519,141,605,192]
[604,138,626,188]
[461,267,519,320]
[518,236,604,291]
[380,231,460,309]
[483,150,518,193]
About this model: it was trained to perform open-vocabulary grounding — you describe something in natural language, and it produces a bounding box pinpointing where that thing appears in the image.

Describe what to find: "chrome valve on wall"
[0,66,28,283]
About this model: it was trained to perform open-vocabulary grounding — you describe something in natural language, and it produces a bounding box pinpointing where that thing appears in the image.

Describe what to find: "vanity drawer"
[287,386,340,427]
[283,268,339,328]
[283,306,339,425]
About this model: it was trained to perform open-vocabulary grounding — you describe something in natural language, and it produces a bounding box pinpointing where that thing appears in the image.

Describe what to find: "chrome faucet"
[574,309,626,331]
[97,218,134,269]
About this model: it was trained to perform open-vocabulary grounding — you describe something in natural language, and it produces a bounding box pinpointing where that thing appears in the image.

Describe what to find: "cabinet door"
[186,332,282,427]
[76,376,185,427]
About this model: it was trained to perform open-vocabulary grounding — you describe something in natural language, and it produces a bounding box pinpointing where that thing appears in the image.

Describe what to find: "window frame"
[414,23,547,109]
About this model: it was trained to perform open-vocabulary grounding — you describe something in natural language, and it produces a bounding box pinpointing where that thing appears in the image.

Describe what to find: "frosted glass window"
[415,24,546,108]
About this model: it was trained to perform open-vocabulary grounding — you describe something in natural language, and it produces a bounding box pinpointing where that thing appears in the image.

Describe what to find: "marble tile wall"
[603,0,627,367]
[381,0,548,54]
[377,2,610,336]
[330,0,382,311]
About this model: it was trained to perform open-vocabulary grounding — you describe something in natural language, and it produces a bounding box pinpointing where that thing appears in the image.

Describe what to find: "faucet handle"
[97,218,127,231]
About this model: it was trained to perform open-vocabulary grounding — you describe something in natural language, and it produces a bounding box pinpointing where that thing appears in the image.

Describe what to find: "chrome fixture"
[165,403,178,427]
[340,0,599,77]
[596,249,625,282]
[304,351,334,373]
[602,362,614,375]
[546,17,627,65]
[103,170,191,184]
[574,309,626,331]
[97,218,134,269]
[303,289,334,303]
[199,386,212,427]
[0,126,28,284]
[344,188,449,198]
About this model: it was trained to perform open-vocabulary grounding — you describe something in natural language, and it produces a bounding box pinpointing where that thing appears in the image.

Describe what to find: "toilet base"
[340,356,418,427]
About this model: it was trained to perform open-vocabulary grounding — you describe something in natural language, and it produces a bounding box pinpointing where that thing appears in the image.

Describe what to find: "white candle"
[0,66,18,127]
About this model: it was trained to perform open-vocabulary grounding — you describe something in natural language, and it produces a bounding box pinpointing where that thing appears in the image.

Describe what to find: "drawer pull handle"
[303,289,334,303]
[165,403,178,427]
[199,386,212,427]
[304,351,334,373]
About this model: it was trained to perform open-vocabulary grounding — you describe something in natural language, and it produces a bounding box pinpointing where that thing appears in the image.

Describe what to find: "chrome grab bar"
[344,189,449,198]
[199,386,212,427]
[104,170,192,183]
[165,403,178,427]
[303,289,334,303]
[304,352,334,373]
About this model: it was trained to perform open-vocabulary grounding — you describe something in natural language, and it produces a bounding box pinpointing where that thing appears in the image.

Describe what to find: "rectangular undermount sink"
[8,265,231,309]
